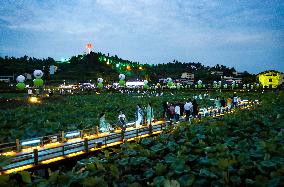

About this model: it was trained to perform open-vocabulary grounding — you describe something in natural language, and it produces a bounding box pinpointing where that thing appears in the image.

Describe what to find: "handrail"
[1,122,167,173]
[0,100,258,154]
[0,100,259,174]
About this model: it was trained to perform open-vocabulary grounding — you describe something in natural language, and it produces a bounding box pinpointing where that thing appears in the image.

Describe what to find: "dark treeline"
[0,52,255,83]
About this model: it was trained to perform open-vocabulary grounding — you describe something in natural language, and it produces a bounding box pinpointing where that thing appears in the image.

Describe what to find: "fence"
[0,100,258,174]
[1,121,169,174]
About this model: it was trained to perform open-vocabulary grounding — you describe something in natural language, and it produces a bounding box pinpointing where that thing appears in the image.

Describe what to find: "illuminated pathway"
[0,121,166,174]
[0,100,258,174]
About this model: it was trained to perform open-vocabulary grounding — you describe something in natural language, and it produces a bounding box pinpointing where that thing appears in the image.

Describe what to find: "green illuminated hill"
[0,52,254,84]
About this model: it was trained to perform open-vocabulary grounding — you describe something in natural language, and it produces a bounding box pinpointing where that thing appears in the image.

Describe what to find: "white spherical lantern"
[16,75,25,82]
[197,80,202,85]
[119,74,125,80]
[166,77,172,82]
[97,78,103,83]
[144,80,148,85]
[33,70,44,78]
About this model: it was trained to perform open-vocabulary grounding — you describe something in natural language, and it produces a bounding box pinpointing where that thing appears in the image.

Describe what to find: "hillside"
[0,52,254,84]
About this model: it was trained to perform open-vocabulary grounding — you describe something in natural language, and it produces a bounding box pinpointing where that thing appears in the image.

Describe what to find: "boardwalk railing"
[0,100,258,174]
[1,121,169,174]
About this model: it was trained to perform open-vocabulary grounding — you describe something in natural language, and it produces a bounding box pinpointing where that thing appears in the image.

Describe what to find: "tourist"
[215,96,221,112]
[220,97,226,113]
[174,103,180,122]
[162,101,168,119]
[99,113,112,132]
[184,99,193,122]
[135,104,144,128]
[146,103,154,126]
[233,94,238,108]
[169,103,175,120]
[118,110,126,131]
[192,99,199,117]
[227,97,233,110]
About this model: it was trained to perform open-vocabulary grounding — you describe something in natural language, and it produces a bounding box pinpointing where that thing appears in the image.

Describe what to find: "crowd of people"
[99,103,155,133]
[99,94,241,133]
[214,94,240,113]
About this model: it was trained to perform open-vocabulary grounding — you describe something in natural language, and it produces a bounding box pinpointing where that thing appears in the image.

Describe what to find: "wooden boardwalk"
[0,100,257,174]
[1,121,167,174]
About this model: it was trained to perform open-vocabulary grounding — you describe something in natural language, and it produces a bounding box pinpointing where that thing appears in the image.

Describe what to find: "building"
[233,71,244,77]
[179,78,194,85]
[257,70,284,88]
[180,72,194,85]
[181,72,194,79]
[280,73,284,85]
[221,76,242,84]
[0,75,14,83]
[211,71,223,76]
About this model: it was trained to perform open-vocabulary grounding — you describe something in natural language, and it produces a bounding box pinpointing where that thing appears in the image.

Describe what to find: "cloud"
[0,0,283,73]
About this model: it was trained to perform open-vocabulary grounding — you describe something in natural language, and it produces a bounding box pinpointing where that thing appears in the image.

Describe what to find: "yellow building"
[280,73,284,85]
[257,70,284,88]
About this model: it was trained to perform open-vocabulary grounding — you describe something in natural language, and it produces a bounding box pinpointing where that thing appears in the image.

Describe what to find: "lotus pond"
[0,91,284,186]
[0,91,261,143]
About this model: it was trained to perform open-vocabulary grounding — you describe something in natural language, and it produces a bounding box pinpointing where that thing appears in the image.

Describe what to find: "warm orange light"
[86,43,93,49]
[1,151,16,156]
[66,151,84,158]
[139,66,143,70]
[127,65,131,70]
[28,97,41,104]
[4,164,33,174]
[41,156,64,164]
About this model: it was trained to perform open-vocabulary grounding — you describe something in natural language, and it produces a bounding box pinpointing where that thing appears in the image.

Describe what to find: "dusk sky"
[0,0,283,73]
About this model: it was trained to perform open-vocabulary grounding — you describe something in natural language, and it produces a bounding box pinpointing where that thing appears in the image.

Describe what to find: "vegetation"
[0,53,255,84]
[0,91,283,186]
[0,91,256,143]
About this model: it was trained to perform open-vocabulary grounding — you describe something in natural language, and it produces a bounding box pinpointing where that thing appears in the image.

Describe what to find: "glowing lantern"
[28,96,40,104]
[119,74,126,87]
[16,75,26,90]
[197,80,203,89]
[143,80,149,89]
[33,70,44,87]
[97,78,103,89]
[139,66,143,70]
[127,65,131,70]
[119,74,125,80]
[86,43,93,54]
[166,78,173,88]
[16,75,25,82]
[176,83,181,90]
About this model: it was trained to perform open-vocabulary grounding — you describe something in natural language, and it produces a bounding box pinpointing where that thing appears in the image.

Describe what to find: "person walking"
[99,113,112,133]
[220,97,226,113]
[174,104,180,122]
[227,97,233,110]
[146,103,154,126]
[214,96,221,112]
[233,94,238,108]
[135,104,144,128]
[192,99,199,117]
[118,110,126,131]
[184,99,193,122]
[169,103,175,120]
[162,101,168,119]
